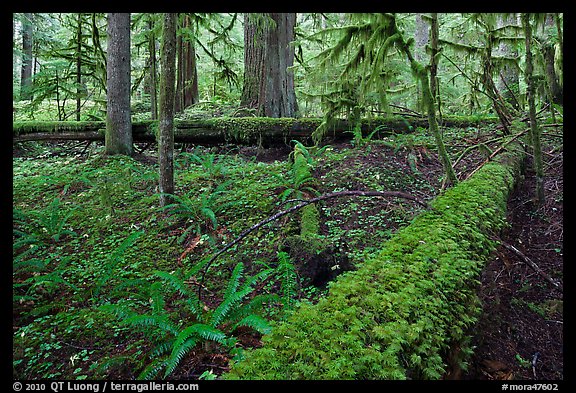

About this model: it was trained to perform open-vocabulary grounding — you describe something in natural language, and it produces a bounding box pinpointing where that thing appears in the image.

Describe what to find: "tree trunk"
[147,17,158,120]
[182,15,199,108]
[495,13,521,110]
[429,13,442,123]
[414,13,429,113]
[175,14,199,113]
[522,13,544,206]
[158,13,177,207]
[395,17,458,186]
[543,43,562,105]
[241,13,265,109]
[105,13,133,156]
[76,13,82,121]
[258,13,299,118]
[20,13,33,101]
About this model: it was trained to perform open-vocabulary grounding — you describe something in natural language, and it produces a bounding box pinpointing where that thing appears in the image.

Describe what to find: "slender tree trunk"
[105,13,133,156]
[429,13,442,123]
[394,18,458,187]
[414,13,429,114]
[159,13,177,207]
[522,13,544,206]
[20,13,33,101]
[147,17,158,120]
[76,13,82,121]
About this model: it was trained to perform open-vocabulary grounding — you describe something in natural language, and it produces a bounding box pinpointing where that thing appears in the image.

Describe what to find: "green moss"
[224,143,525,380]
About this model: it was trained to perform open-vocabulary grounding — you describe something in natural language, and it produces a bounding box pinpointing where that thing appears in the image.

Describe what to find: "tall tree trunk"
[175,16,184,114]
[241,13,265,109]
[159,13,177,207]
[414,13,429,114]
[394,18,458,187]
[105,13,133,156]
[182,15,199,108]
[258,13,298,118]
[554,13,563,89]
[495,13,521,111]
[522,13,544,206]
[147,17,158,120]
[20,13,33,101]
[429,13,442,123]
[175,14,199,113]
[76,13,82,121]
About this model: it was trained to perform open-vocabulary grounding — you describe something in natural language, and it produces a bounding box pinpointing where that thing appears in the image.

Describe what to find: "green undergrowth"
[224,143,525,380]
[14,124,490,379]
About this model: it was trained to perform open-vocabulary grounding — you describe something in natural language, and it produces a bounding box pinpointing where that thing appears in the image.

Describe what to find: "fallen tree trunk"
[13,116,498,146]
[224,139,526,380]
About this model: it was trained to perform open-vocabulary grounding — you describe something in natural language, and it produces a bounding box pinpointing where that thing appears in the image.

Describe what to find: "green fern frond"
[123,314,179,336]
[154,270,191,298]
[222,262,244,301]
[232,314,272,335]
[99,303,138,320]
[149,281,166,314]
[211,293,242,328]
[163,338,198,378]
[138,358,168,380]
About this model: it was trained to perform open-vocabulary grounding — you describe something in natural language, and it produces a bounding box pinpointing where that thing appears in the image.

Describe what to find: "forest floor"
[463,152,564,380]
[12,124,563,381]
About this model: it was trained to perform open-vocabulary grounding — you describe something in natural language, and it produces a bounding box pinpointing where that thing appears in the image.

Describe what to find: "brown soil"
[463,152,564,380]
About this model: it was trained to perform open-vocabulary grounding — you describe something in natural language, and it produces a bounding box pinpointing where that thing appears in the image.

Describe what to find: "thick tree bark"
[175,14,199,113]
[241,13,265,109]
[105,13,133,156]
[20,13,33,101]
[183,15,199,108]
[159,13,177,207]
[256,13,299,118]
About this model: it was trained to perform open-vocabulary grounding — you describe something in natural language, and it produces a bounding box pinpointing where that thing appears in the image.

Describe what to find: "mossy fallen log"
[223,141,525,380]
[12,115,498,145]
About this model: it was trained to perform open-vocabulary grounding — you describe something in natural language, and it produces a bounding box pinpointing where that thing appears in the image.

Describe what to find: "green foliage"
[275,251,298,310]
[101,261,277,379]
[159,181,235,244]
[224,144,524,380]
[14,197,77,245]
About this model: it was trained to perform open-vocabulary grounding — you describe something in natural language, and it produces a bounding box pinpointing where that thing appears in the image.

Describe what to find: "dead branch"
[464,129,529,180]
[499,240,562,292]
[196,190,429,299]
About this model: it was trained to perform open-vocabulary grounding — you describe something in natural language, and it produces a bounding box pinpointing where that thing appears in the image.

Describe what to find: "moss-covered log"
[13,115,498,145]
[224,141,525,380]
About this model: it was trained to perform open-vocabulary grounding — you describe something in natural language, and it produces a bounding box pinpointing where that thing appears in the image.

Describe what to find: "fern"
[232,314,272,335]
[102,260,275,379]
[276,251,298,309]
[93,231,143,297]
[154,269,202,318]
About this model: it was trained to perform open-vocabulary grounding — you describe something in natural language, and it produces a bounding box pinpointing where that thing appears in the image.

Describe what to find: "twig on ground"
[498,240,562,292]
